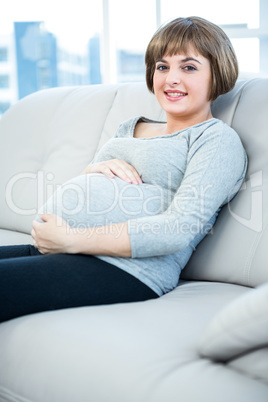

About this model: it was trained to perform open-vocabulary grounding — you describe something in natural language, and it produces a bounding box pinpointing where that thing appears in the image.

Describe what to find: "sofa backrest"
[0,79,268,287]
[182,78,268,288]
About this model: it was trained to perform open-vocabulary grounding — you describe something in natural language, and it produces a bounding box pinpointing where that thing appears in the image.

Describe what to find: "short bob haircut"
[145,16,239,101]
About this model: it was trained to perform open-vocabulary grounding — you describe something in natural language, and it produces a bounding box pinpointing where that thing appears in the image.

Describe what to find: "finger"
[111,166,133,183]
[101,166,115,178]
[125,168,143,184]
[116,163,142,184]
[37,247,45,254]
[91,160,142,184]
[131,168,143,184]
[84,162,114,177]
[83,165,92,175]
[31,220,41,231]
[31,228,36,240]
[117,160,142,183]
[105,161,137,184]
[93,160,129,181]
[39,213,54,222]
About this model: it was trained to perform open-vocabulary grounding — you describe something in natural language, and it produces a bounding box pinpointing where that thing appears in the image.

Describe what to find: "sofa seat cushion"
[0,229,32,246]
[198,282,268,363]
[1,281,267,402]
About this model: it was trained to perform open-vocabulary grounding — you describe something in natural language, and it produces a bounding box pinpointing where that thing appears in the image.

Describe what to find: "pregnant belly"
[37,174,170,228]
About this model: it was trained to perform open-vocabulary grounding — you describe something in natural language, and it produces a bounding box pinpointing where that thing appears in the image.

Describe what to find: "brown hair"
[145,16,238,101]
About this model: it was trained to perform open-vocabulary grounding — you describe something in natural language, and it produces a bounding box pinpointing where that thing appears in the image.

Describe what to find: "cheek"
[153,73,159,92]
[152,74,156,92]
[153,70,165,89]
[204,70,212,100]
[193,77,211,101]
[152,77,161,98]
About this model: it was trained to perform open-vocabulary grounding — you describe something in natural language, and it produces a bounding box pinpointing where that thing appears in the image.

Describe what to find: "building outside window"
[0,48,8,62]
[0,75,9,89]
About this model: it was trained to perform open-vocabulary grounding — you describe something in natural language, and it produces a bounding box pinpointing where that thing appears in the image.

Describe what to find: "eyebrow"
[156,57,202,64]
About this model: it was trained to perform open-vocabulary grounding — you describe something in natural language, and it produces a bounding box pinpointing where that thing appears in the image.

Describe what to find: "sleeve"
[127,124,248,258]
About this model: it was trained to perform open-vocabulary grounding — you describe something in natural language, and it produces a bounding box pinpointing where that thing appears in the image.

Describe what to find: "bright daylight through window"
[0,0,266,117]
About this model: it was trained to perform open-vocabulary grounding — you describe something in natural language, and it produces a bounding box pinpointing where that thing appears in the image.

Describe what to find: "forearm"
[68,221,132,257]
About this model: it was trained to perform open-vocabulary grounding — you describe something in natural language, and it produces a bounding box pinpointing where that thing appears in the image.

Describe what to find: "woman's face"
[153,47,212,125]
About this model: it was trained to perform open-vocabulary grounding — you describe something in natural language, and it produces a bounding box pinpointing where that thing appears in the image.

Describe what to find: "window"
[0,47,8,62]
[0,0,267,117]
[103,0,156,83]
[160,0,259,28]
[0,0,103,107]
[159,0,266,76]
[0,75,9,89]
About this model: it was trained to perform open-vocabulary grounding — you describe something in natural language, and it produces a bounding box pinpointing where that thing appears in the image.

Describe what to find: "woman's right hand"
[83,159,142,184]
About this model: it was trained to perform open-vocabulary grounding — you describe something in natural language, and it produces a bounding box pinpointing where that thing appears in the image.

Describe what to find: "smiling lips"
[164,90,188,101]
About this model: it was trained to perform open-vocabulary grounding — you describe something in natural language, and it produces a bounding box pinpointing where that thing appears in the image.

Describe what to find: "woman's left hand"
[31,214,72,254]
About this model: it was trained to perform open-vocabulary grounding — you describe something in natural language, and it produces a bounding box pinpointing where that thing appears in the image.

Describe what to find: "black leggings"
[0,245,158,323]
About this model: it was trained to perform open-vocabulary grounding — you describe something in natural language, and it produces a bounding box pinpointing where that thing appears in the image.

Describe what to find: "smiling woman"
[0,16,247,323]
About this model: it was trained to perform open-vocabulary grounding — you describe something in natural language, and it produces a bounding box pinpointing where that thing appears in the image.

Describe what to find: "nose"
[166,67,181,86]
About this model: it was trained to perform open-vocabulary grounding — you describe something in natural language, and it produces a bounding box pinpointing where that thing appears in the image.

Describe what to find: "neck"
[165,110,213,134]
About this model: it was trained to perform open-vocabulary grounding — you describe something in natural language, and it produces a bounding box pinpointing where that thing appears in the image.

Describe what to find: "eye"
[156,64,168,71]
[183,65,197,72]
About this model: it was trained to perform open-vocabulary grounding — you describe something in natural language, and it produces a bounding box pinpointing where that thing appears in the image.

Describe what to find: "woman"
[0,17,247,322]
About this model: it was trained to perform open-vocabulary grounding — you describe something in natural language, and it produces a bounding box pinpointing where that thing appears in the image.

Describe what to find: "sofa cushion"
[181,174,268,287]
[198,282,268,362]
[0,229,32,246]
[95,82,166,152]
[1,282,267,402]
[227,347,268,385]
[0,85,119,234]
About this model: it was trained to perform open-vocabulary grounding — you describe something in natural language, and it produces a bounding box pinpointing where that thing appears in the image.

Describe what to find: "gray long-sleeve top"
[40,117,247,295]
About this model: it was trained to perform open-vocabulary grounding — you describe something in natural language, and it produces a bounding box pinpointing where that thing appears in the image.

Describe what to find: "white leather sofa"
[0,79,267,402]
